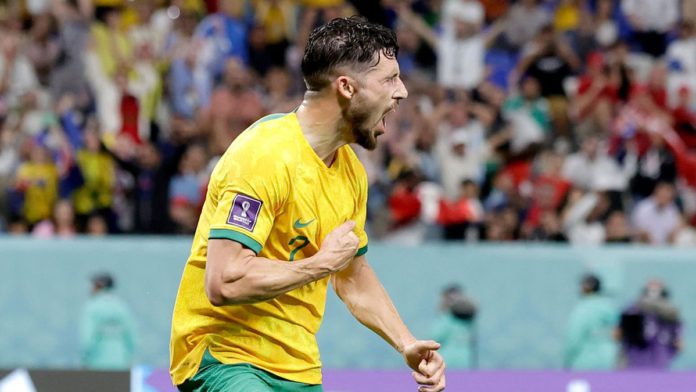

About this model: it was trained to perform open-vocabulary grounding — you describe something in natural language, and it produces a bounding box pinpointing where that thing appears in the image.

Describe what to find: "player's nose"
[394,77,408,100]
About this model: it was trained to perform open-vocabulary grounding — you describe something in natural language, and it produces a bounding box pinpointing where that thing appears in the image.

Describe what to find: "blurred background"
[1,0,695,391]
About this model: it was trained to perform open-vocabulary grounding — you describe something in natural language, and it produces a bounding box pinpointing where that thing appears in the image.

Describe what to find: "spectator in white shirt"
[621,0,679,57]
[632,182,681,245]
[562,135,636,192]
[395,0,504,91]
[562,189,611,245]
[503,0,550,51]
[666,21,696,105]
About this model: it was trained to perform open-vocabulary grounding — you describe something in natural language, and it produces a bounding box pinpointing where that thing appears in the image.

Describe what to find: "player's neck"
[296,96,349,167]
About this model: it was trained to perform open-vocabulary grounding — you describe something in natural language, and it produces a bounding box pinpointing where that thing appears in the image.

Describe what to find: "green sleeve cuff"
[209,229,263,254]
[356,245,368,257]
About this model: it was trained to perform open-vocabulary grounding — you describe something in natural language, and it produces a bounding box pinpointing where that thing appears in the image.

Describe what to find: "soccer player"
[170,16,446,392]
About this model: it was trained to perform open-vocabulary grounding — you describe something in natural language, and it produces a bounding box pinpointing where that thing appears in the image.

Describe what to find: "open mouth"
[378,105,398,133]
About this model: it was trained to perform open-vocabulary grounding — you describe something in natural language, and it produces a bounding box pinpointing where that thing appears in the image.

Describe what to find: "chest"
[271,165,360,259]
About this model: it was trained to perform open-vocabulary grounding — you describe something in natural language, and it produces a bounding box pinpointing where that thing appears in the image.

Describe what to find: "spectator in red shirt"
[200,58,265,156]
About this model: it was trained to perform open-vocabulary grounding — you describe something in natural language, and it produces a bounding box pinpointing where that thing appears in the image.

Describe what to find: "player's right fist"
[318,220,360,272]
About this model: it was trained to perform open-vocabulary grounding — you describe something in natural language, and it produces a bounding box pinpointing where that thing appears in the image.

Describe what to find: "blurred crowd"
[1,0,696,245]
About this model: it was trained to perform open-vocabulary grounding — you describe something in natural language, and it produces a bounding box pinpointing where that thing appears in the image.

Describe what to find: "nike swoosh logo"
[293,219,315,229]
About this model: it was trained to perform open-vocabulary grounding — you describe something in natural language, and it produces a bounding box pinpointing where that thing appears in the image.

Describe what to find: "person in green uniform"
[564,274,619,370]
[79,273,137,370]
[431,284,477,369]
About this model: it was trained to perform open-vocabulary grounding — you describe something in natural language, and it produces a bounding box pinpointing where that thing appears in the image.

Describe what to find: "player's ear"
[336,75,356,100]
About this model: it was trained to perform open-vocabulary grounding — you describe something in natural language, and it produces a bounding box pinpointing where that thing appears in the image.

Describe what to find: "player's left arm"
[331,256,446,392]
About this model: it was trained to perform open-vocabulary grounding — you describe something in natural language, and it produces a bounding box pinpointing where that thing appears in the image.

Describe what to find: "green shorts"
[177,350,323,392]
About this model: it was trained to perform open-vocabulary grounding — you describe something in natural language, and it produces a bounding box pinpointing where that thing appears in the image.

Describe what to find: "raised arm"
[331,255,446,392]
[205,221,359,306]
[395,4,439,50]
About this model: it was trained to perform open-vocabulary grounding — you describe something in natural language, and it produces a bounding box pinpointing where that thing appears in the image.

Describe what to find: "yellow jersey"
[16,162,58,224]
[73,150,115,215]
[170,113,369,386]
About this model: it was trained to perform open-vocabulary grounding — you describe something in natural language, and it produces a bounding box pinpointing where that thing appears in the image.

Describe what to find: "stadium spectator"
[0,26,39,113]
[25,12,60,88]
[72,128,116,228]
[0,0,694,242]
[252,0,297,71]
[31,198,77,238]
[564,274,619,370]
[671,85,696,150]
[618,279,682,369]
[79,272,137,370]
[167,8,206,120]
[516,24,579,140]
[521,150,570,238]
[168,143,209,233]
[194,0,249,82]
[431,284,478,369]
[200,58,265,156]
[603,210,633,243]
[501,0,550,52]
[592,0,620,49]
[666,22,696,103]
[14,143,59,226]
[631,181,681,245]
[48,0,92,101]
[562,189,611,245]
[528,209,568,242]
[628,127,677,200]
[502,75,550,139]
[562,135,634,193]
[395,0,504,91]
[621,0,679,58]
[86,212,108,236]
[438,179,484,241]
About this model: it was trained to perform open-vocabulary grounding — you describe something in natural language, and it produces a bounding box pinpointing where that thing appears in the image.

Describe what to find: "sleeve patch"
[227,194,263,232]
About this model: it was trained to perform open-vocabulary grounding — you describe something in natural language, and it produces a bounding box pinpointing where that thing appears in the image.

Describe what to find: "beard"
[343,98,381,151]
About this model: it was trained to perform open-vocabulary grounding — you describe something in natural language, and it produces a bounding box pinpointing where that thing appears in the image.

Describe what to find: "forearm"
[332,257,415,353]
[207,247,336,306]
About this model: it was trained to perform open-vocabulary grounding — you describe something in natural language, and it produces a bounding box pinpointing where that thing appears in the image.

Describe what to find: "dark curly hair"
[301,16,398,91]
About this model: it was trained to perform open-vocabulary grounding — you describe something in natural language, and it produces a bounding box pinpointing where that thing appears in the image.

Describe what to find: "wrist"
[300,251,335,278]
[396,335,418,354]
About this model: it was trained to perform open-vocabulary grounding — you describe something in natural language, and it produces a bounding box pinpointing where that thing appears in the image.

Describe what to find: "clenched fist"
[317,220,360,273]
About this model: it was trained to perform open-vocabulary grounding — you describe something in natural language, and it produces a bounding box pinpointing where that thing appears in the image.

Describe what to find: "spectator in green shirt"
[431,284,478,369]
[79,273,137,370]
[564,274,619,370]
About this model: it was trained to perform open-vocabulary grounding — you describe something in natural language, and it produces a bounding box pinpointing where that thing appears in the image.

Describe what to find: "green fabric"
[178,350,323,392]
[431,314,474,369]
[79,291,137,370]
[209,229,263,254]
[502,96,550,133]
[356,245,368,257]
[564,294,619,370]
[248,113,288,129]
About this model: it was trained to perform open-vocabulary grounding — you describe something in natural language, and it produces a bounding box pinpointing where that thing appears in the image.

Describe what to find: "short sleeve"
[353,166,369,257]
[208,153,288,254]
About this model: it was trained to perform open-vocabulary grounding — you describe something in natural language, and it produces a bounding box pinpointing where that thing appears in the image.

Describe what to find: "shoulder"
[633,198,653,213]
[214,113,299,180]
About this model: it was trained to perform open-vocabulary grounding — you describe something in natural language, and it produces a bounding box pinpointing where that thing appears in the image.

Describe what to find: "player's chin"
[355,131,380,150]
[363,130,384,151]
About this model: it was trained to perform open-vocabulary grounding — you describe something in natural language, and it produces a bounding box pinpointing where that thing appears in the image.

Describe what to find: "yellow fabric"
[16,163,58,224]
[170,113,369,386]
[73,150,115,215]
[554,4,580,32]
[255,1,296,44]
[120,7,139,30]
[91,23,133,77]
[93,0,123,6]
[301,0,344,7]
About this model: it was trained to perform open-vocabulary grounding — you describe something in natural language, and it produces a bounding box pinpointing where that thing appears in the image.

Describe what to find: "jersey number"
[288,236,310,261]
